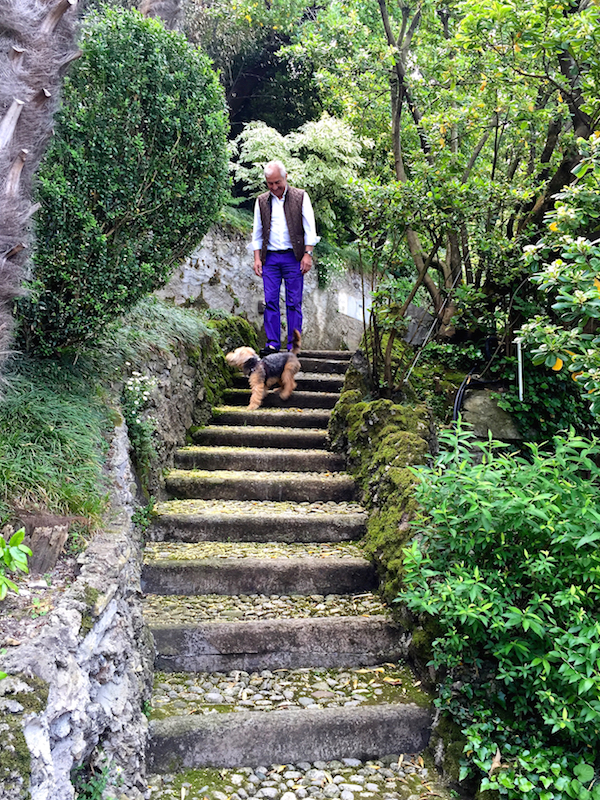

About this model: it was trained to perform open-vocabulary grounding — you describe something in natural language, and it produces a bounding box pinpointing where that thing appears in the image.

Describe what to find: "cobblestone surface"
[150,665,429,719]
[154,500,366,517]
[144,542,366,563]
[145,755,447,800]
[143,594,388,625]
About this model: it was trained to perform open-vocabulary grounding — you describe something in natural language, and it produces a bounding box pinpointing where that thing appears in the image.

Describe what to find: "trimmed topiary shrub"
[18,8,228,355]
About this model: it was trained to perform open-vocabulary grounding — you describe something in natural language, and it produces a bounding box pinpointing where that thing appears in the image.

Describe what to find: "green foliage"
[0,362,110,526]
[518,133,600,415]
[490,356,598,441]
[231,115,367,241]
[71,761,115,800]
[121,371,158,487]
[132,498,156,534]
[400,424,600,795]
[0,529,31,601]
[20,8,228,355]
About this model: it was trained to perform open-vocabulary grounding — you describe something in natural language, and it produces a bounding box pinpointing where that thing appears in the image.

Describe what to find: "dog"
[225,330,301,410]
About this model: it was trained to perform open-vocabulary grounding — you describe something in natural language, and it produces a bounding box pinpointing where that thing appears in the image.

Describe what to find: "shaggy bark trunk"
[0,0,80,368]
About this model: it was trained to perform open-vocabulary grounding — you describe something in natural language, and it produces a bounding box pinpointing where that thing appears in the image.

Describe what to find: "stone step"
[191,426,329,449]
[222,390,340,410]
[147,602,405,672]
[300,350,353,361]
[211,406,331,429]
[149,500,367,544]
[165,470,358,503]
[232,374,345,394]
[147,703,432,771]
[142,554,377,597]
[298,357,350,374]
[145,754,444,800]
[149,663,428,719]
[175,446,345,473]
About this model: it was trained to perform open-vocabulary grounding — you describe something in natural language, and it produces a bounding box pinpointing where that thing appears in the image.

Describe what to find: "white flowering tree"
[230,115,368,241]
[518,133,600,415]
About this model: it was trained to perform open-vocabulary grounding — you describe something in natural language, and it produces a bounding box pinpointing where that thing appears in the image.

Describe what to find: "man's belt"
[268,248,294,254]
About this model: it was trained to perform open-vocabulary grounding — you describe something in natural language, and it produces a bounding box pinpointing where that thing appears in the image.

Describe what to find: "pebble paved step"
[142,555,376,596]
[145,755,443,800]
[232,374,345,394]
[143,347,438,782]
[149,613,407,672]
[300,350,353,360]
[165,470,358,503]
[191,425,329,449]
[149,500,367,543]
[175,446,345,473]
[210,406,331,429]
[298,357,350,374]
[148,703,432,771]
[222,389,340,409]
[149,662,428,717]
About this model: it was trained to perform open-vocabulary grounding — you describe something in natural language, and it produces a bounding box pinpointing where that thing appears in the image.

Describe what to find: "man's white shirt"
[252,188,319,252]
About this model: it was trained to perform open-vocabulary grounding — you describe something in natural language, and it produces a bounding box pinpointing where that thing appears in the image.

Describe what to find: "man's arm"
[301,192,318,275]
[252,199,263,276]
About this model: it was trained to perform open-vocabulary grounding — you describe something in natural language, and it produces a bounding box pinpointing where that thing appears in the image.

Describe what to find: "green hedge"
[19,8,228,355]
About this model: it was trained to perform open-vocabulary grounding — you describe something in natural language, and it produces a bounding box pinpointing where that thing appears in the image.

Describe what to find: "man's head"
[264,160,287,199]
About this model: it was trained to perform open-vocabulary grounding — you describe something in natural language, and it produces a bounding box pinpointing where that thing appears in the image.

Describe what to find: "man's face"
[265,170,287,199]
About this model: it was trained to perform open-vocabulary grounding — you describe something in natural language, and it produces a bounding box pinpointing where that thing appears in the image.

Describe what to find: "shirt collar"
[270,186,288,201]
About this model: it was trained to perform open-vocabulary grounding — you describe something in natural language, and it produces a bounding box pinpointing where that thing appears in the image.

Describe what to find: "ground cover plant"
[399,424,600,798]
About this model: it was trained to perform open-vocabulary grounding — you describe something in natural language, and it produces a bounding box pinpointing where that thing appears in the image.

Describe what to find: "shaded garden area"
[0,0,599,797]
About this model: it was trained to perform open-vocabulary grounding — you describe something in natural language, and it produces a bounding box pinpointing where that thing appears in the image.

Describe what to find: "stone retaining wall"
[0,422,152,800]
[156,225,367,352]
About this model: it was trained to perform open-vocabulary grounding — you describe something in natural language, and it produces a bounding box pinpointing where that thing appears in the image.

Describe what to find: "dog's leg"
[279,361,298,401]
[248,371,266,409]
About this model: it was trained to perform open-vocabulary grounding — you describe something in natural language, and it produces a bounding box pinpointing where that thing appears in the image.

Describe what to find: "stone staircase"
[141,350,439,799]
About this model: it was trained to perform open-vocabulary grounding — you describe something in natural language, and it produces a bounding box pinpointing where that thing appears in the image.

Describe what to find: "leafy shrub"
[0,529,31,600]
[400,425,600,796]
[19,8,228,355]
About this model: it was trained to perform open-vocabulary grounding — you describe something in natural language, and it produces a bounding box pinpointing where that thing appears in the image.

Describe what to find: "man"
[252,160,318,356]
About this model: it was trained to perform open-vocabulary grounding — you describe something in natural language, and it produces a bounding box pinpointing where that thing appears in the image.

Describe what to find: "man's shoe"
[259,345,280,358]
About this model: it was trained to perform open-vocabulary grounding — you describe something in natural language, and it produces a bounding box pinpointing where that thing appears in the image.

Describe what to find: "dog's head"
[225,346,259,369]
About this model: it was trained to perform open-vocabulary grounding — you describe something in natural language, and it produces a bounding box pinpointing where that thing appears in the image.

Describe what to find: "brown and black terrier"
[225,330,301,410]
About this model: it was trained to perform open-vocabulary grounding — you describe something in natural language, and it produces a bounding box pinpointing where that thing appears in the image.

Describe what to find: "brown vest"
[258,186,306,263]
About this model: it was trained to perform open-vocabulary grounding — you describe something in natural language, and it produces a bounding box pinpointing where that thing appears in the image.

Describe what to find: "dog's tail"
[291,329,301,354]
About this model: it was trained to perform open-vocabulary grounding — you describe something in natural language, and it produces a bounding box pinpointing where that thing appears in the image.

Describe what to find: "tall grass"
[0,362,111,526]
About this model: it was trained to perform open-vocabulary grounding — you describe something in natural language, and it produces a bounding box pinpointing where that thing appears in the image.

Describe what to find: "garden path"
[139,351,446,800]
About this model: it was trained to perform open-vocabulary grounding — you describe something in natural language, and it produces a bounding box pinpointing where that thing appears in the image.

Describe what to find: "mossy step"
[300,350,353,361]
[149,663,430,720]
[148,613,407,672]
[149,499,367,544]
[141,555,377,597]
[144,541,366,561]
[211,406,331,429]
[222,389,340,410]
[232,374,345,393]
[165,470,358,503]
[190,425,329,449]
[145,756,450,800]
[175,446,345,473]
[298,357,350,374]
[147,703,432,771]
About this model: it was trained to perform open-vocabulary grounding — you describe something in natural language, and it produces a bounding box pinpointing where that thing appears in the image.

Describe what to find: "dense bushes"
[19,8,228,355]
[401,425,600,798]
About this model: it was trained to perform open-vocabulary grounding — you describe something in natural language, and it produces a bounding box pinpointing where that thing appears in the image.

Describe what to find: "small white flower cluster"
[123,372,157,424]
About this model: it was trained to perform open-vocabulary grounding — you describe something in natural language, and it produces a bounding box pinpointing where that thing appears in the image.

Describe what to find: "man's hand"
[300,254,313,274]
[253,258,263,277]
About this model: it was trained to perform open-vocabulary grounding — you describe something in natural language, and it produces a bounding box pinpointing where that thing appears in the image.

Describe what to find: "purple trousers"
[263,250,304,350]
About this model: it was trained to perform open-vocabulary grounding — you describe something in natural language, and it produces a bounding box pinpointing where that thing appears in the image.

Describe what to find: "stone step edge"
[147,703,432,771]
[150,616,407,673]
[141,556,377,597]
[149,510,367,544]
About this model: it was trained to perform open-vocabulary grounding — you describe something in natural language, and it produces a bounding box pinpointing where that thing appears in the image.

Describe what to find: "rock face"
[156,226,367,351]
[462,389,522,442]
[0,423,153,800]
